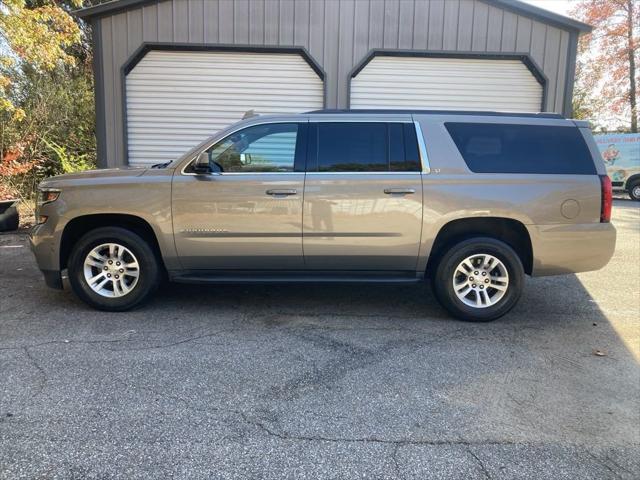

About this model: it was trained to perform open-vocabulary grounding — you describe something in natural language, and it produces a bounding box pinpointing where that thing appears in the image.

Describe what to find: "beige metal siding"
[351,56,543,112]
[125,50,323,165]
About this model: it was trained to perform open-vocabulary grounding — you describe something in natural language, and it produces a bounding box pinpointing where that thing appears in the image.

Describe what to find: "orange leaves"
[0,143,40,178]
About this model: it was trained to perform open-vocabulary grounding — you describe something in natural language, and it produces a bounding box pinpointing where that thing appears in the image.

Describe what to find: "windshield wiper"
[151,161,172,169]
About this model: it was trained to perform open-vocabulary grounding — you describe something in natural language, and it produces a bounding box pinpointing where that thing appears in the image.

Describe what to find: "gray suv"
[30,110,616,321]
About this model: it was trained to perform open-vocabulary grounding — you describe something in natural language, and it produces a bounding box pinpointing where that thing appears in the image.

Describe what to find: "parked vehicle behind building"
[595,133,640,201]
[30,110,616,321]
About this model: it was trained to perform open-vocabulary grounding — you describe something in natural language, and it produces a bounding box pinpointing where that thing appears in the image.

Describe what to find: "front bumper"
[29,221,64,289]
[40,269,63,289]
[527,222,616,276]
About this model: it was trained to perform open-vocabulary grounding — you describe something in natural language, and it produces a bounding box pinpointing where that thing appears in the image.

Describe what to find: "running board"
[170,270,423,284]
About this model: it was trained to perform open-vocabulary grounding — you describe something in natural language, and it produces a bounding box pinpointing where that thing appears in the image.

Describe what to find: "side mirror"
[192,151,210,174]
[240,153,252,165]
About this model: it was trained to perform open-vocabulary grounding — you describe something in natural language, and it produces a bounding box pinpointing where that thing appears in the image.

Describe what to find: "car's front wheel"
[68,227,160,311]
[432,237,524,322]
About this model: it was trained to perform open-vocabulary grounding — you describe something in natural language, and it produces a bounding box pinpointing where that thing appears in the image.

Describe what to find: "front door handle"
[266,189,297,196]
[384,188,416,195]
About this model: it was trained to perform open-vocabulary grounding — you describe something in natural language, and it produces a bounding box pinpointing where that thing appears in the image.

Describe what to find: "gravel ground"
[1,200,638,479]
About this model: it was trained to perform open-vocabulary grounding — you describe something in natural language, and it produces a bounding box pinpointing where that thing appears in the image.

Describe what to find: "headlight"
[38,189,60,205]
[35,188,60,224]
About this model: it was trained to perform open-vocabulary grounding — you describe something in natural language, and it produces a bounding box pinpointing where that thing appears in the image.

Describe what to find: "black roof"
[76,0,592,33]
[307,109,565,119]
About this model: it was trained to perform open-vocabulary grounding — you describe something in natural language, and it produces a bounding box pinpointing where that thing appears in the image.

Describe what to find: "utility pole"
[628,0,637,132]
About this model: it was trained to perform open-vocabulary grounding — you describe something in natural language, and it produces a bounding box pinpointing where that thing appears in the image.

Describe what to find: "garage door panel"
[126,50,323,166]
[350,56,543,113]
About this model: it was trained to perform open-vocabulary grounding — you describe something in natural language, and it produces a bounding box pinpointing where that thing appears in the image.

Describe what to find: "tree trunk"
[629,0,638,133]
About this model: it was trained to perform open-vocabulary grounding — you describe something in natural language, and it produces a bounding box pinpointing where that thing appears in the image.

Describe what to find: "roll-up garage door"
[350,56,543,113]
[126,50,324,166]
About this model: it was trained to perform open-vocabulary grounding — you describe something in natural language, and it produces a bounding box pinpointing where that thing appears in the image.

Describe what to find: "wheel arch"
[426,217,533,276]
[60,213,166,272]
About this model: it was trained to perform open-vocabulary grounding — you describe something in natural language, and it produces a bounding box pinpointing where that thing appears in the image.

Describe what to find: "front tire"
[628,181,640,201]
[68,227,160,311]
[432,237,524,322]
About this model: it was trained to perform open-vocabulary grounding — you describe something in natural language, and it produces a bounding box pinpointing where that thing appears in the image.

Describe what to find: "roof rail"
[306,109,565,119]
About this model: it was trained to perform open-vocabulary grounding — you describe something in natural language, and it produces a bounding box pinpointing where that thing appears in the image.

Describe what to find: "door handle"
[384,188,416,195]
[266,189,297,196]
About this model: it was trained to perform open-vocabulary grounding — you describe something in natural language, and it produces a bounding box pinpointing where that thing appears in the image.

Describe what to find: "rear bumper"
[527,222,616,276]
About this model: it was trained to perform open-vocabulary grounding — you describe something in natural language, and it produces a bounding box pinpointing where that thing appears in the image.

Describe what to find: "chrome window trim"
[305,171,421,175]
[414,121,431,174]
[182,171,302,176]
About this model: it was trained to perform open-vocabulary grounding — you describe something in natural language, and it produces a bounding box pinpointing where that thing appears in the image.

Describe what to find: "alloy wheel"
[83,243,140,298]
[452,253,509,308]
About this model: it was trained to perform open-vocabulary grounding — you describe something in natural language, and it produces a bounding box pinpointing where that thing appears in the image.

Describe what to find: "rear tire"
[68,227,160,311]
[432,237,524,322]
[628,181,640,201]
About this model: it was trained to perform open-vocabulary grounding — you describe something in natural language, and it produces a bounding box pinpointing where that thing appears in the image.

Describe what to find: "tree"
[1,0,94,205]
[0,0,81,118]
[572,0,639,132]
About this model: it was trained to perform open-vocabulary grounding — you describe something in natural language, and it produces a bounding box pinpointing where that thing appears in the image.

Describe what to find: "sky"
[521,0,577,17]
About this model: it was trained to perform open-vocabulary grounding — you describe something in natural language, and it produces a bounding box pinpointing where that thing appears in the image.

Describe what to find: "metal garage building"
[77,0,591,168]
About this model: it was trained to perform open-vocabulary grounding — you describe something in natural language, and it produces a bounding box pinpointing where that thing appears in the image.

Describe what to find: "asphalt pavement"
[1,200,638,479]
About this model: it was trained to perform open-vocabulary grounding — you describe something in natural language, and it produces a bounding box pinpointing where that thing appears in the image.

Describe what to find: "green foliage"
[43,138,93,173]
[1,63,96,165]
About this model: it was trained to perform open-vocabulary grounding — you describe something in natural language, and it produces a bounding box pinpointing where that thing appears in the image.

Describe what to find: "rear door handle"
[266,189,297,196]
[384,188,416,195]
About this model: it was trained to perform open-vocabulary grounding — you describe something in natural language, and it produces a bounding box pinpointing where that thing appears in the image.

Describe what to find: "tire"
[431,237,524,322]
[0,206,19,232]
[67,227,160,311]
[628,181,640,201]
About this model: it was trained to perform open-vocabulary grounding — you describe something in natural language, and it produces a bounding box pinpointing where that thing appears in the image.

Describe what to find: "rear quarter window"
[445,122,596,175]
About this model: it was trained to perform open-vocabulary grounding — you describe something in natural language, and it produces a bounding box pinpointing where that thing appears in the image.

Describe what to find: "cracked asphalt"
[1,199,639,479]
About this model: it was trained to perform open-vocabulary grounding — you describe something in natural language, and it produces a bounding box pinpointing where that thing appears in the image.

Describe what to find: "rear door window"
[309,122,421,172]
[395,123,421,172]
[316,122,387,172]
[445,122,596,175]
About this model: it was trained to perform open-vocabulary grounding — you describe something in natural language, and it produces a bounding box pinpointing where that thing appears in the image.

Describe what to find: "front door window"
[200,123,299,173]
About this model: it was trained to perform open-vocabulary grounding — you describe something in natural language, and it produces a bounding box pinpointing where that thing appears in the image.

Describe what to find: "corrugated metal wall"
[97,0,574,167]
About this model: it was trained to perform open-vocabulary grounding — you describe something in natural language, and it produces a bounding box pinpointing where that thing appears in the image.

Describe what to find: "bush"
[0,64,96,208]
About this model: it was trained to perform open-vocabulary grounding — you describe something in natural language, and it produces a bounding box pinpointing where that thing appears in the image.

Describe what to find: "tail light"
[599,175,612,223]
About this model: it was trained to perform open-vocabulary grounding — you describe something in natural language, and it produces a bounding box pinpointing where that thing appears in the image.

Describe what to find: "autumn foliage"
[0,143,40,201]
[572,0,639,132]
[1,0,94,206]
[0,0,82,118]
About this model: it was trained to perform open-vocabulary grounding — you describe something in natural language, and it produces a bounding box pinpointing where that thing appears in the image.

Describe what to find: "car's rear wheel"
[68,227,160,311]
[628,181,640,201]
[432,237,524,322]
